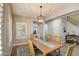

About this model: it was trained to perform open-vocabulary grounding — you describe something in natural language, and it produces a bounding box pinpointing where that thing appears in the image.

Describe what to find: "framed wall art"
[16,22,27,39]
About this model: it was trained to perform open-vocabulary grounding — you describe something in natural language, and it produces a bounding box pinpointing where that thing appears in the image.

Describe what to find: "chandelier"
[37,5,45,23]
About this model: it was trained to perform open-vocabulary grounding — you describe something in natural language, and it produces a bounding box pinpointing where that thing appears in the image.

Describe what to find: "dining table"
[31,38,64,56]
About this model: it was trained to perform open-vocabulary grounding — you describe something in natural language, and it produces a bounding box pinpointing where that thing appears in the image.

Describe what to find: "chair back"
[28,39,35,56]
[65,43,76,56]
[48,34,52,42]
[30,34,35,40]
[53,35,61,44]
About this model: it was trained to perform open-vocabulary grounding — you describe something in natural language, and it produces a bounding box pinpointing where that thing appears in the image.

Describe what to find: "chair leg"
[58,49,61,56]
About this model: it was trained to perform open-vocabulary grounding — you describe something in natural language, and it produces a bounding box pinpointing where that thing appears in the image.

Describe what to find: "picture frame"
[16,22,27,39]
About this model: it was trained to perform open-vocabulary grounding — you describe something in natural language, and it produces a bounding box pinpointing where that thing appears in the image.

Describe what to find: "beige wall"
[13,15,34,43]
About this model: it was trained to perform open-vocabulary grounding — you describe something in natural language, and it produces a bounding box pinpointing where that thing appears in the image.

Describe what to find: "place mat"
[44,42,56,48]
[35,39,56,48]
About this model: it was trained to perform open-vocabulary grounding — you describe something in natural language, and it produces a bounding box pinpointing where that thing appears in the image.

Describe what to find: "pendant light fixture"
[37,5,45,23]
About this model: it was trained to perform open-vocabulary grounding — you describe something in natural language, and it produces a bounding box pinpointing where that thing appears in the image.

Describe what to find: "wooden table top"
[32,38,64,54]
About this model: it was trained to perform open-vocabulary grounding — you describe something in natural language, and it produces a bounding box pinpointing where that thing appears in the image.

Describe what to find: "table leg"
[59,49,61,55]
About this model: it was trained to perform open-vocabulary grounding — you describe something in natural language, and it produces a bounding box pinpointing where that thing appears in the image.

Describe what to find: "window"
[0,3,4,55]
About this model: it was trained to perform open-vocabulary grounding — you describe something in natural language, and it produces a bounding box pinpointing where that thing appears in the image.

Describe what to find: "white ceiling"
[11,3,79,21]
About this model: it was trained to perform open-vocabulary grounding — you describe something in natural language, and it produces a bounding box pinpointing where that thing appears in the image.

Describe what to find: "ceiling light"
[37,5,45,23]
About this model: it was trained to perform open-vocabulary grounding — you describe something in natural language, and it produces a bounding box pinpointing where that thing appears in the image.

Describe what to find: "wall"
[46,17,66,43]
[3,4,13,55]
[46,15,79,43]
[13,15,34,43]
[47,18,63,35]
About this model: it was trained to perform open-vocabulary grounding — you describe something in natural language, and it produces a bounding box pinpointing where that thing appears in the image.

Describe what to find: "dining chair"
[51,35,61,55]
[28,39,35,56]
[65,43,76,56]
[53,35,61,44]
[48,35,61,44]
[30,34,39,50]
[28,39,43,56]
[47,34,54,42]
[30,34,36,40]
[47,35,61,56]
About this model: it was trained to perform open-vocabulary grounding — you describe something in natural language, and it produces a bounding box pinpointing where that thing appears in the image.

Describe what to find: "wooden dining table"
[31,38,64,56]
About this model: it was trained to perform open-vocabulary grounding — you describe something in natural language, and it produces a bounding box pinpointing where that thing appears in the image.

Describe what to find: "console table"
[66,35,79,44]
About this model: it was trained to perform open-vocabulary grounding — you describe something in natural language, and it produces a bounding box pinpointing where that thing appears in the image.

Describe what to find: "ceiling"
[11,3,79,21]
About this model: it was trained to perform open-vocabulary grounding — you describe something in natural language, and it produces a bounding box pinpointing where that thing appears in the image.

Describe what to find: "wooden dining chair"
[48,35,61,44]
[51,35,61,55]
[30,34,35,40]
[53,35,61,44]
[28,39,35,56]
[30,34,39,50]
[47,34,54,42]
[65,43,76,56]
[28,39,43,56]
[47,35,61,56]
